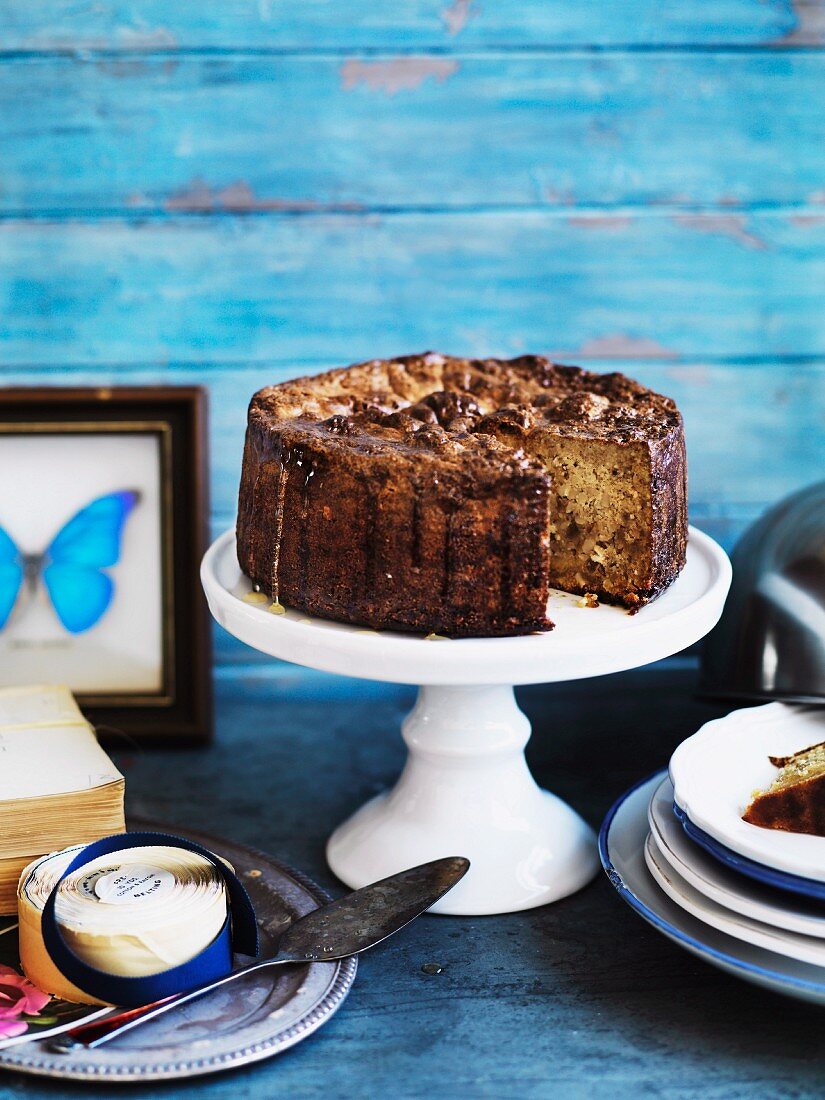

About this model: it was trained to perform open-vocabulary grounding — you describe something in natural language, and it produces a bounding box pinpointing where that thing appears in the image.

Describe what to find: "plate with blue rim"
[669,703,825,886]
[671,801,825,902]
[599,772,825,1005]
[649,776,825,936]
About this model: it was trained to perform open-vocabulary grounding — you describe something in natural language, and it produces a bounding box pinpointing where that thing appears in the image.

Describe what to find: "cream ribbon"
[18,845,229,1005]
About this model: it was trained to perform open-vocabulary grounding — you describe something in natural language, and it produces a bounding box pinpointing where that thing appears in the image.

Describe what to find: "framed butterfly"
[0,490,140,635]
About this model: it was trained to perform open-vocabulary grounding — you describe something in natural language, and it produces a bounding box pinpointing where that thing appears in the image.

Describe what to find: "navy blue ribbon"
[39,832,259,1007]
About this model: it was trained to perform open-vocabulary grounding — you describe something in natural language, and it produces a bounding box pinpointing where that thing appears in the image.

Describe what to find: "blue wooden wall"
[1,3,823,668]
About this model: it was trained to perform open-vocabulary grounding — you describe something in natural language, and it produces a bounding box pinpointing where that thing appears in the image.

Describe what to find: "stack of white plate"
[600,702,825,1004]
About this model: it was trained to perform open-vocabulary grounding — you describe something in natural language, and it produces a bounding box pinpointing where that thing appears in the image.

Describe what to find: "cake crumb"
[578,593,599,608]
[424,632,449,641]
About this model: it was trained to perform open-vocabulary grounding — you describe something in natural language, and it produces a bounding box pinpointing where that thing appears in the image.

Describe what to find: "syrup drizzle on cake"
[237,353,688,637]
[269,463,289,607]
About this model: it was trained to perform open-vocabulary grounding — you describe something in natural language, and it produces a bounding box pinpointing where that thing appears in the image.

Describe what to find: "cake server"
[51,856,469,1052]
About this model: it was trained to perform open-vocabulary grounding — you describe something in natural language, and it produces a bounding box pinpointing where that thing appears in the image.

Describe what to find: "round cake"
[237,353,687,637]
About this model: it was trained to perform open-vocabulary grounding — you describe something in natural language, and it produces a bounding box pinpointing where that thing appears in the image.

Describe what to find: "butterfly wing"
[42,564,115,634]
[44,491,139,634]
[0,524,23,630]
[47,490,139,568]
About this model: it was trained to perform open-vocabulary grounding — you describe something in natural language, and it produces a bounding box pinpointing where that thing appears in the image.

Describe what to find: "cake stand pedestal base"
[326,684,598,915]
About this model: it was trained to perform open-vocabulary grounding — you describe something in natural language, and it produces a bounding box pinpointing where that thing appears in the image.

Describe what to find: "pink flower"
[0,964,51,1039]
[0,1018,27,1040]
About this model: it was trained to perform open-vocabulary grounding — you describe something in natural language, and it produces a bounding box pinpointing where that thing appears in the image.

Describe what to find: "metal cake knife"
[51,856,469,1052]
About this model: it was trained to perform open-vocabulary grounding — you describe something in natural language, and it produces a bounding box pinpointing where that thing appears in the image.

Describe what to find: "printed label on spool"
[77,866,119,900]
[93,864,176,905]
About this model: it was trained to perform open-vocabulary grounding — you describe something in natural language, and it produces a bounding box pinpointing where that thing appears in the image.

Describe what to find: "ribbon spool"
[17,832,258,1007]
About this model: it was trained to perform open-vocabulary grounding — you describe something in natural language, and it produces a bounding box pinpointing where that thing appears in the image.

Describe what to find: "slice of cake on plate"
[743,741,825,837]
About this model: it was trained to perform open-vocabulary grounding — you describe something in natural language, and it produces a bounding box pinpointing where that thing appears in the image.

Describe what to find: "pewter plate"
[0,821,357,1083]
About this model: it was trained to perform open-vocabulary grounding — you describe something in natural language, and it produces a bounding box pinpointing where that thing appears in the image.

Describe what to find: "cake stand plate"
[202,526,731,915]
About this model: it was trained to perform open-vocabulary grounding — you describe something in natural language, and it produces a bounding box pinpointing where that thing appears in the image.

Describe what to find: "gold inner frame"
[0,420,176,707]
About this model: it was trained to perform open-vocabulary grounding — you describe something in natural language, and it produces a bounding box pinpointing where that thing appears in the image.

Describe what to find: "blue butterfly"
[0,490,140,634]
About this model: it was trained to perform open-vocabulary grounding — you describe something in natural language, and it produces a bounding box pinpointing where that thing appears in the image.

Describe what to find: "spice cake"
[743,741,825,837]
[237,353,688,636]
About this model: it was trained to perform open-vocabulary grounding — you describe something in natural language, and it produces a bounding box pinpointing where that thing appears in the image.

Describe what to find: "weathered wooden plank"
[1,54,823,213]
[0,1,817,51]
[1,212,824,366]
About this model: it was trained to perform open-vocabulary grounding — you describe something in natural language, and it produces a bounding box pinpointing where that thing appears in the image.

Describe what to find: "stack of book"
[0,684,125,914]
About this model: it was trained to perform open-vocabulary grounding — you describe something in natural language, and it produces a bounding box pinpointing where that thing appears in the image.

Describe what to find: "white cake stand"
[201,526,731,916]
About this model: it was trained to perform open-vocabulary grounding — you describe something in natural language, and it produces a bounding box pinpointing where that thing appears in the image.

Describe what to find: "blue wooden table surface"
[0,663,822,1098]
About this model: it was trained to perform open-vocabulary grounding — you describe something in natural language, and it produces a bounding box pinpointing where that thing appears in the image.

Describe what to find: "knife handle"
[50,959,274,1052]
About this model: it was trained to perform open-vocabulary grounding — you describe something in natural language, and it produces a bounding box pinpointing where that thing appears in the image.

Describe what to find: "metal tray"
[0,821,357,1083]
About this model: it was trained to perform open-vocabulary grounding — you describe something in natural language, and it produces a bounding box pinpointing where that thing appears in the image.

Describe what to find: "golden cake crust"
[237,353,688,636]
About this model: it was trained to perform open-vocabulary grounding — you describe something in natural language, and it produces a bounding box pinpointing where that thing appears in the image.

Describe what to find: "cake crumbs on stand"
[577,593,600,608]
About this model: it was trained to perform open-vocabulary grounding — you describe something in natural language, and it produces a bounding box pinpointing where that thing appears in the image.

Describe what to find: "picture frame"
[0,386,212,743]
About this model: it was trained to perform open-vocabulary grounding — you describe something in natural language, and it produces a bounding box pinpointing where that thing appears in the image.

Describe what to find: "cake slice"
[742,741,825,837]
